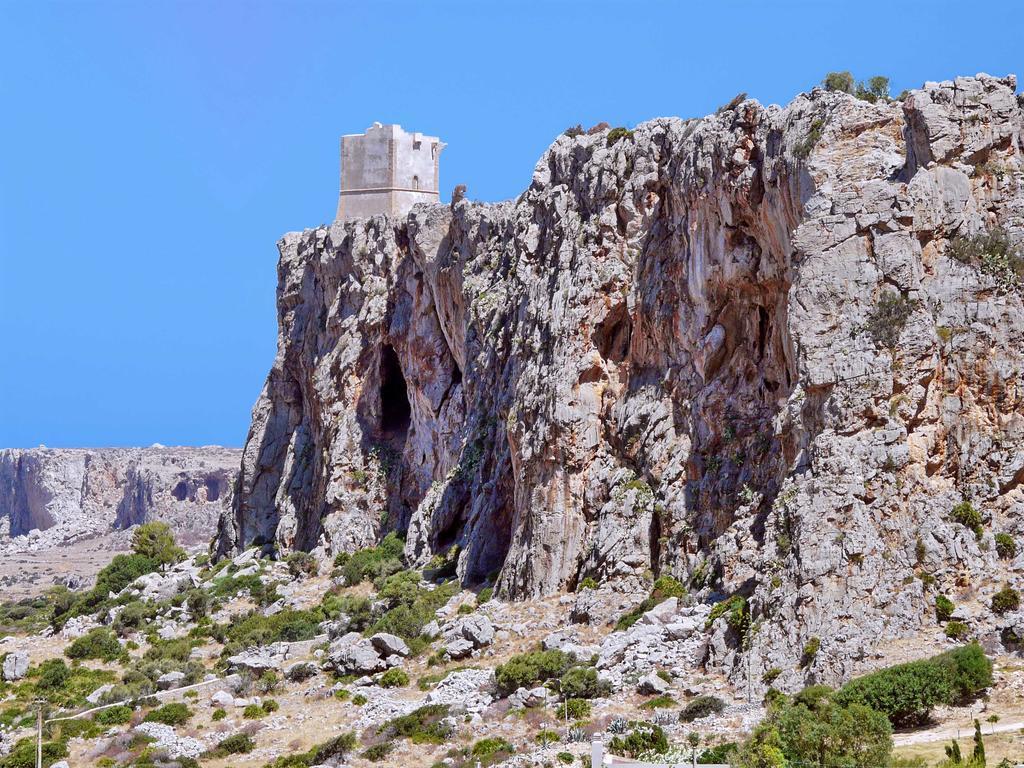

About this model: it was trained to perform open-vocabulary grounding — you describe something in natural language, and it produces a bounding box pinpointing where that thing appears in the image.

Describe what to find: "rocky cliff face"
[1,447,240,547]
[220,74,1024,687]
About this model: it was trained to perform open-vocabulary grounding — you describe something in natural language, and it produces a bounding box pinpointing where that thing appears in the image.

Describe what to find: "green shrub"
[706,594,748,634]
[652,575,686,599]
[379,667,410,688]
[834,642,992,726]
[243,704,265,719]
[185,589,210,618]
[801,637,821,667]
[473,737,515,764]
[113,600,157,634]
[94,705,132,725]
[680,695,726,722]
[946,621,970,640]
[457,604,474,615]
[362,743,394,762]
[286,551,319,578]
[89,553,159,605]
[609,723,668,758]
[211,708,227,721]
[640,694,677,709]
[606,127,634,147]
[256,670,280,694]
[699,743,738,764]
[735,696,891,768]
[377,704,453,744]
[951,502,984,539]
[0,737,68,768]
[995,533,1017,559]
[866,293,914,349]
[556,698,592,720]
[577,577,599,591]
[495,649,573,694]
[476,586,494,605]
[992,586,1020,615]
[947,227,1024,293]
[763,667,782,685]
[559,666,611,699]
[214,732,255,755]
[262,698,280,713]
[143,702,192,726]
[223,608,322,652]
[66,628,122,662]
[131,522,185,568]
[340,532,405,586]
[369,576,459,641]
[936,595,955,622]
[822,71,855,94]
[352,693,367,706]
[557,752,574,764]
[856,76,890,103]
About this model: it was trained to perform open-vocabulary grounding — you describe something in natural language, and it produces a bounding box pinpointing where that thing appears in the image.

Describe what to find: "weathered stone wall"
[222,74,1024,684]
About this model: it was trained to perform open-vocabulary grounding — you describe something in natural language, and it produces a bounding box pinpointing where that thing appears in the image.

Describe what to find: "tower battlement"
[335,122,445,222]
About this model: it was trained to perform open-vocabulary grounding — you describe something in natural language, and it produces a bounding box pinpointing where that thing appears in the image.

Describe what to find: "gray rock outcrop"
[219,74,1024,686]
[0,446,240,548]
[2,651,28,682]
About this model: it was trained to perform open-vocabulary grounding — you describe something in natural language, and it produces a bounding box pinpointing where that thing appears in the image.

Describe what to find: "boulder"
[156,671,186,690]
[327,637,386,675]
[459,615,495,647]
[445,638,474,660]
[637,671,670,695]
[2,652,28,682]
[210,690,234,707]
[370,632,410,657]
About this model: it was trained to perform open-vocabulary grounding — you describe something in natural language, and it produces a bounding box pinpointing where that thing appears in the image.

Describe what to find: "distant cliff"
[0,446,240,547]
[220,74,1024,686]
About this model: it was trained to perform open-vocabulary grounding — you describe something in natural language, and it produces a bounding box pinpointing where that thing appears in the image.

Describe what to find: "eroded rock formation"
[220,74,1024,685]
[0,446,239,546]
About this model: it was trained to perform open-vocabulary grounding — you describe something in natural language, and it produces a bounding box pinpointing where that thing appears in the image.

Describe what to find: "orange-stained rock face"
[220,74,1024,686]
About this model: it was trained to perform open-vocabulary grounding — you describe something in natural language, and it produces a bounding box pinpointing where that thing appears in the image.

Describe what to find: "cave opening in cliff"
[593,303,632,363]
[205,477,221,502]
[379,344,411,438]
[171,480,189,501]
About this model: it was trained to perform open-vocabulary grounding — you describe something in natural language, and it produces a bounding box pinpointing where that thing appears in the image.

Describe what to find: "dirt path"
[894,719,1024,746]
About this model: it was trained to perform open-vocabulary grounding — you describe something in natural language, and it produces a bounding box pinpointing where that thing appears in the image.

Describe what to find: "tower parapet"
[335,123,445,221]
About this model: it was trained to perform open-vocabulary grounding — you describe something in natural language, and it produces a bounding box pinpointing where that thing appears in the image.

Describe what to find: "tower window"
[412,175,420,190]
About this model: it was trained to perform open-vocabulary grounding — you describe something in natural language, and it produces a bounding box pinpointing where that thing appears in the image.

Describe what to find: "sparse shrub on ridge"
[951,501,984,539]
[992,586,1020,615]
[866,292,914,349]
[994,533,1016,559]
[936,594,955,622]
[680,695,726,722]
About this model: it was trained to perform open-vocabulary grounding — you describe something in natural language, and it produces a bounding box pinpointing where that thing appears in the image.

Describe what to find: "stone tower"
[335,123,445,222]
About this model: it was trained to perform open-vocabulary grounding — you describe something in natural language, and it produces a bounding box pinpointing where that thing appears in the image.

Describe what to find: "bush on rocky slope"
[833,643,992,727]
[336,532,405,586]
[495,649,574,694]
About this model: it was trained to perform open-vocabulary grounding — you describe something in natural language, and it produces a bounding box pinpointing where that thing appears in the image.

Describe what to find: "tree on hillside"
[734,690,892,768]
[131,521,185,569]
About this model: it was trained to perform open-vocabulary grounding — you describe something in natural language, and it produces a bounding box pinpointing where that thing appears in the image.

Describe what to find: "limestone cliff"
[220,74,1024,686]
[0,447,240,547]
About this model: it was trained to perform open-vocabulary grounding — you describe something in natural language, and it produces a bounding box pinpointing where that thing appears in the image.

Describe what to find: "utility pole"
[35,700,44,768]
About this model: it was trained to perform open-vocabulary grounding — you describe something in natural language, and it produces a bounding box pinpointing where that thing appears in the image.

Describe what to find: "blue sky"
[1,0,1020,448]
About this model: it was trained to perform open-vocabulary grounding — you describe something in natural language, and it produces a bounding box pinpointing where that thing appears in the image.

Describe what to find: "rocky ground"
[0,544,1021,768]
